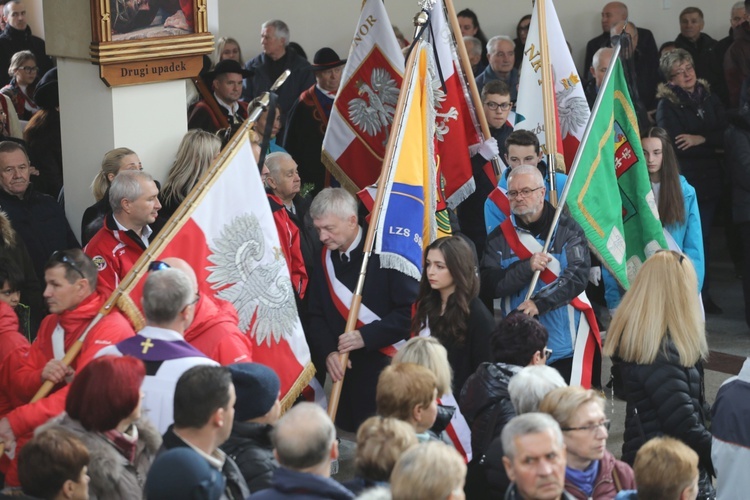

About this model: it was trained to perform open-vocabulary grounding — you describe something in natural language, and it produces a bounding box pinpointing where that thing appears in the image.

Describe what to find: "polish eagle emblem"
[556,84,589,139]
[348,68,400,136]
[206,214,297,346]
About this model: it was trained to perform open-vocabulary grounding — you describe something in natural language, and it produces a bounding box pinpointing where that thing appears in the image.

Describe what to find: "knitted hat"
[311,47,346,71]
[229,363,281,422]
[144,448,225,500]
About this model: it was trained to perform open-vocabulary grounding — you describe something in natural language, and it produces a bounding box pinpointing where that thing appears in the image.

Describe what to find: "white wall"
[213,0,738,74]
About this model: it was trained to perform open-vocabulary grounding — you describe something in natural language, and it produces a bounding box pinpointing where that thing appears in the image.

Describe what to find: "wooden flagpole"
[444,0,503,180]
[327,12,428,423]
[537,0,559,206]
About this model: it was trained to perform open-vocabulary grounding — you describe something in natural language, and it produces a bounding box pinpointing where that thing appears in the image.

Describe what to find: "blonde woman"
[391,441,467,500]
[213,36,243,67]
[603,251,713,492]
[540,387,635,499]
[159,129,221,221]
[81,147,141,245]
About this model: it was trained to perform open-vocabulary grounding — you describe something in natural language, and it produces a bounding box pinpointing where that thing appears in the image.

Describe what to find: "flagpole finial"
[413,9,429,27]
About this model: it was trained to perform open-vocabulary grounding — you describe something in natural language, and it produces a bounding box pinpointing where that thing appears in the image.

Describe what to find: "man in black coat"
[307,188,418,432]
[0,1,53,88]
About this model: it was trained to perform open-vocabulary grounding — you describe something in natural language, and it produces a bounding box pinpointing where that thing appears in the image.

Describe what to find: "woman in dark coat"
[656,48,727,313]
[412,236,494,395]
[603,251,713,493]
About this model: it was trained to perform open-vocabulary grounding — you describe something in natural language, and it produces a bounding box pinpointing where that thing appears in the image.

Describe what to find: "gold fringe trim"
[280,362,317,414]
[116,294,146,331]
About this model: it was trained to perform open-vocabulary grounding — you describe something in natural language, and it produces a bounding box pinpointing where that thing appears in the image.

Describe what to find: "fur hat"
[229,363,281,422]
[144,448,225,500]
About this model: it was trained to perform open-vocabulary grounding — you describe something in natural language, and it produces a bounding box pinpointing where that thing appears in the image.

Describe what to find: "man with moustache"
[480,166,589,383]
[84,170,161,293]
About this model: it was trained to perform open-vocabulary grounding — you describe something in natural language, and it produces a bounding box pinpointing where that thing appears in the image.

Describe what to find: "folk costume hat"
[311,47,346,71]
[209,59,253,80]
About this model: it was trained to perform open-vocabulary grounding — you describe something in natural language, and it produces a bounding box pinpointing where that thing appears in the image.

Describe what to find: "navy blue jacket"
[250,467,354,499]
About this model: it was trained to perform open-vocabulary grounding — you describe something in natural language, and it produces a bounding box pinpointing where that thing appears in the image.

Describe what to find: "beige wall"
[211,0,737,73]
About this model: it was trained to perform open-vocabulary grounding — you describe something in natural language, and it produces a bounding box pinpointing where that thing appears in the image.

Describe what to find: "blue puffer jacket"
[480,205,590,363]
[664,176,704,291]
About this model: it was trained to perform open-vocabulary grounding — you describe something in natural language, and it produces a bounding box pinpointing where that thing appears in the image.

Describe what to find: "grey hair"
[109,170,154,213]
[309,187,358,221]
[501,412,564,461]
[265,152,295,182]
[487,35,514,55]
[8,50,34,77]
[463,36,482,59]
[142,268,194,325]
[508,365,567,414]
[659,48,693,82]
[262,19,290,46]
[272,402,335,470]
[508,164,544,188]
[733,1,745,12]
[3,1,20,19]
[592,47,614,70]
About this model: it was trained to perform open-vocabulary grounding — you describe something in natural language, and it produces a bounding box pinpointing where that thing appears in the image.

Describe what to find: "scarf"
[103,424,139,464]
[668,81,708,109]
[566,460,600,497]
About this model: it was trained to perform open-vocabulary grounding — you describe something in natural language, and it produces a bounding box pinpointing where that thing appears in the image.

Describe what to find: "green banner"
[566,59,667,288]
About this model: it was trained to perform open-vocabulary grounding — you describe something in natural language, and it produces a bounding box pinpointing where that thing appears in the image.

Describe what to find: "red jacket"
[564,450,636,500]
[184,294,253,365]
[268,194,308,298]
[0,301,29,418]
[84,213,146,294]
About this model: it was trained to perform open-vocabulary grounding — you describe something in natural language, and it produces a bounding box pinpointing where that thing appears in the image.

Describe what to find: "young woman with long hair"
[412,236,494,394]
[642,126,704,290]
[603,251,713,494]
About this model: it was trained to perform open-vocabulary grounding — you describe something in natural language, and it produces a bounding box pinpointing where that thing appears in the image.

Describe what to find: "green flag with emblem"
[565,58,667,289]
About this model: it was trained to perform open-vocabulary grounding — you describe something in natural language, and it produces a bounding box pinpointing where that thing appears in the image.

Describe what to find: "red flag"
[119,131,313,408]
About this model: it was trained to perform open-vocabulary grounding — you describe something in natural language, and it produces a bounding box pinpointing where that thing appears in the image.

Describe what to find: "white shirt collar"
[113,214,151,247]
[214,93,239,114]
[138,325,184,341]
[340,226,363,261]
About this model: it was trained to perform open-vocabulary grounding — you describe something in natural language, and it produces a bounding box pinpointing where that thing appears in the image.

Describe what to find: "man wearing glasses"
[0,249,134,487]
[480,165,590,384]
[459,80,512,260]
[0,0,53,88]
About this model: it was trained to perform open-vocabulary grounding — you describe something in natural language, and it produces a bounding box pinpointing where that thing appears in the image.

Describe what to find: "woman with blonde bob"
[540,386,635,499]
[213,36,243,66]
[343,416,417,495]
[603,251,712,490]
[159,129,221,221]
[391,441,467,500]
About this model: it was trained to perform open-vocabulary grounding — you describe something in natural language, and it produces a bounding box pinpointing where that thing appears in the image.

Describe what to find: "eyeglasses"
[148,260,171,272]
[561,420,611,433]
[670,64,694,78]
[19,66,38,73]
[50,251,85,280]
[485,101,512,111]
[655,249,685,264]
[507,187,543,199]
[543,347,553,358]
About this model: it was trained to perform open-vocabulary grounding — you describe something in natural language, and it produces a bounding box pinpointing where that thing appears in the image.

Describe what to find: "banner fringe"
[280,362,316,413]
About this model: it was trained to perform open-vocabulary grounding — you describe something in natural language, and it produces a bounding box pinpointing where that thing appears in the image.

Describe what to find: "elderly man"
[0,141,78,282]
[243,19,315,117]
[282,47,345,196]
[501,413,574,500]
[480,165,589,383]
[0,0,53,87]
[98,265,218,433]
[84,170,161,293]
[307,188,418,432]
[188,59,252,133]
[674,6,724,102]
[476,36,519,101]
[160,365,250,499]
[464,35,486,76]
[584,47,613,108]
[252,402,354,499]
[610,20,659,111]
[0,250,134,487]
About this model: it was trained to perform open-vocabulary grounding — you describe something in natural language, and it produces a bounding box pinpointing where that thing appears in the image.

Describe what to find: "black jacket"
[220,421,277,494]
[725,106,750,223]
[243,51,315,116]
[675,33,726,104]
[617,340,713,476]
[0,25,53,88]
[160,425,251,500]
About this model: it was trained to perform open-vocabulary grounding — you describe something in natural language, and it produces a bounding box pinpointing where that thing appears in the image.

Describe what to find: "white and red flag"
[322,0,405,193]
[117,129,314,409]
[515,0,590,169]
[427,0,481,208]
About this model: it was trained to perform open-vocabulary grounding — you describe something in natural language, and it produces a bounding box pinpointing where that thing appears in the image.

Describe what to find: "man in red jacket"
[0,249,134,486]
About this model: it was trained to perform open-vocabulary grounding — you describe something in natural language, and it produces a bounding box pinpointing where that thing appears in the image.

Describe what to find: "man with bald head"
[164,257,254,366]
[584,47,613,107]
[97,264,218,433]
[480,165,590,382]
[582,2,658,105]
[251,402,355,499]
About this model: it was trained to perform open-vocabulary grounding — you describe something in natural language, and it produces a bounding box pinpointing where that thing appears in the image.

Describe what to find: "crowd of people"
[1,0,750,498]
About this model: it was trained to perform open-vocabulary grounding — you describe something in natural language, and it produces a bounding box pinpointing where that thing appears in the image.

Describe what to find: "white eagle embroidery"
[431,76,458,141]
[348,68,400,136]
[206,214,297,347]
[556,84,589,139]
